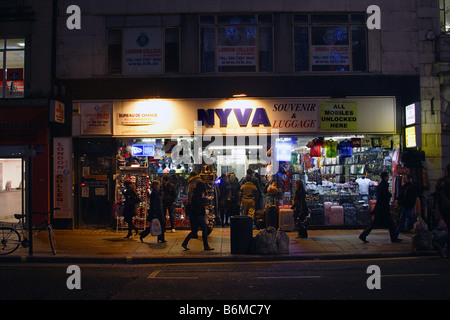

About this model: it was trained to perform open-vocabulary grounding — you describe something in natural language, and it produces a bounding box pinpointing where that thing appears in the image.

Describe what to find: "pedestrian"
[395,174,419,233]
[122,179,140,238]
[185,170,202,238]
[140,180,166,243]
[161,175,177,232]
[217,173,229,227]
[227,172,241,217]
[181,181,214,251]
[359,172,402,243]
[239,178,258,218]
[241,169,262,210]
[433,163,450,257]
[292,180,309,238]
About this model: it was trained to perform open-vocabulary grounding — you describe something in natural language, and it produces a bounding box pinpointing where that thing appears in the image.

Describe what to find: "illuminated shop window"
[0,39,25,98]
[200,14,273,73]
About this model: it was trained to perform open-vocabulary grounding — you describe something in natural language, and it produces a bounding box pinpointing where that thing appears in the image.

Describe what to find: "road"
[1,256,448,304]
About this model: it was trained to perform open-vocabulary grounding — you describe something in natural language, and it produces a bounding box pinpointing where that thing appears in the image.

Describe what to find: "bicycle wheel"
[0,227,21,255]
[47,225,56,255]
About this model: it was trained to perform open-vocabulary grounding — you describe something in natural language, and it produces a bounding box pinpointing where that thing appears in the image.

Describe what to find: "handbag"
[150,218,162,236]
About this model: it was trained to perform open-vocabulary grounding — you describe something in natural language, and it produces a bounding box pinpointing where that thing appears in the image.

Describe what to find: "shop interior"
[0,158,24,222]
[111,134,396,230]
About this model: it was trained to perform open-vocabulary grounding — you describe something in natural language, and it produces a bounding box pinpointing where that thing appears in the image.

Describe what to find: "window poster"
[218,27,256,67]
[123,28,162,74]
[80,102,112,135]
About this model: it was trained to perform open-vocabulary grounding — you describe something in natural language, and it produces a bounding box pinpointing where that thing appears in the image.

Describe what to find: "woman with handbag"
[122,179,140,238]
[140,180,166,243]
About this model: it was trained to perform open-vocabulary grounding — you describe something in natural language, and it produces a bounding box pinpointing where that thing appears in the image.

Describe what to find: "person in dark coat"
[292,180,309,238]
[140,180,166,243]
[395,174,419,233]
[359,172,402,243]
[161,175,177,232]
[122,179,139,238]
[227,172,241,217]
[181,181,214,251]
[217,173,229,227]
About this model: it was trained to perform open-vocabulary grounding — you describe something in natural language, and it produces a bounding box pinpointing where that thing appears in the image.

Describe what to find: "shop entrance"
[74,139,116,228]
[0,146,33,224]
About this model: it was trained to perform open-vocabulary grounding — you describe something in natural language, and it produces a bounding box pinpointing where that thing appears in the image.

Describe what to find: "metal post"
[27,155,33,256]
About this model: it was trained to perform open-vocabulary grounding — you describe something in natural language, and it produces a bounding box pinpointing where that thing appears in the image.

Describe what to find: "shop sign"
[405,125,422,148]
[405,102,421,126]
[132,144,155,157]
[80,102,112,135]
[117,112,158,126]
[320,102,357,130]
[53,137,72,219]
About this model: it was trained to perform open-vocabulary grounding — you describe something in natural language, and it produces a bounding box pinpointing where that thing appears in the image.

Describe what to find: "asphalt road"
[1,256,448,304]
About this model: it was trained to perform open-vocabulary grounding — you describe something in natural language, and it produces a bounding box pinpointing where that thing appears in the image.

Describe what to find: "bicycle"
[0,208,60,255]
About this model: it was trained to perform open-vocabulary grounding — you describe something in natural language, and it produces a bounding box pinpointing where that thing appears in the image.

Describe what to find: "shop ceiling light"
[232,93,247,98]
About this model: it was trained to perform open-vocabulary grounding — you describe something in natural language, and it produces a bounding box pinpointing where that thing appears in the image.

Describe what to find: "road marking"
[382,274,440,278]
[257,276,322,279]
[147,270,162,278]
[147,269,198,279]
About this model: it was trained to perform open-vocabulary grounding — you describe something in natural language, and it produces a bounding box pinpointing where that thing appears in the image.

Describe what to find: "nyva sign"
[198,108,271,127]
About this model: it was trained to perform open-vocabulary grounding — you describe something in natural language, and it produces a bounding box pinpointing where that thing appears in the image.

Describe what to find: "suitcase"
[279,208,295,231]
[342,203,357,225]
[310,206,325,225]
[265,205,279,229]
[330,206,344,225]
[356,203,371,225]
[324,202,338,225]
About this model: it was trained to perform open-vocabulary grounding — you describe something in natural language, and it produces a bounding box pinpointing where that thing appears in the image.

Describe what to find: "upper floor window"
[200,14,273,73]
[294,14,367,72]
[0,38,25,98]
[440,0,450,33]
[108,27,179,75]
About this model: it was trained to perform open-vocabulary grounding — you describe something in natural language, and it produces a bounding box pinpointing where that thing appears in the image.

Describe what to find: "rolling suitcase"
[343,203,357,225]
[279,208,295,231]
[324,202,338,225]
[330,206,344,225]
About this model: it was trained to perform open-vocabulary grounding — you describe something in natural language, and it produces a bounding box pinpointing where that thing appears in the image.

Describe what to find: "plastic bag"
[411,217,431,250]
[276,229,290,254]
[255,227,278,255]
[150,218,162,236]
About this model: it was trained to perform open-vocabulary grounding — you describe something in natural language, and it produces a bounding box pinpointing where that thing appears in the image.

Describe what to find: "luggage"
[330,206,344,225]
[355,202,371,225]
[310,205,324,225]
[279,208,295,231]
[230,215,253,254]
[254,210,266,230]
[324,202,338,225]
[265,205,279,229]
[343,203,357,225]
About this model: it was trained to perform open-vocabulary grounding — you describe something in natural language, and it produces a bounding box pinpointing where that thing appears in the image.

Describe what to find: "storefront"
[70,96,400,229]
[0,108,50,227]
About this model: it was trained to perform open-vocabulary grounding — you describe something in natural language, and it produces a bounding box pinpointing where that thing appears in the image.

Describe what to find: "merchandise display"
[111,134,396,230]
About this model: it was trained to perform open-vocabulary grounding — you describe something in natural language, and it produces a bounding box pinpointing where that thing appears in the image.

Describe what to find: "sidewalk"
[0,227,438,264]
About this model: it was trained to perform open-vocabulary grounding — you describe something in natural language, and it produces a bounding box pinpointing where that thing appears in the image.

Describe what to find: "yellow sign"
[320,102,358,130]
[405,126,420,148]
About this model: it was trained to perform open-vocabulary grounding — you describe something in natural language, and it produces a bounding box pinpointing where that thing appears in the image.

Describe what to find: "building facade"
[0,1,66,226]
[52,0,444,229]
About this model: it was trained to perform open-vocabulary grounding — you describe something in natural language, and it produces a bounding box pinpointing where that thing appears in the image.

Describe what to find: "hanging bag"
[150,218,162,236]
